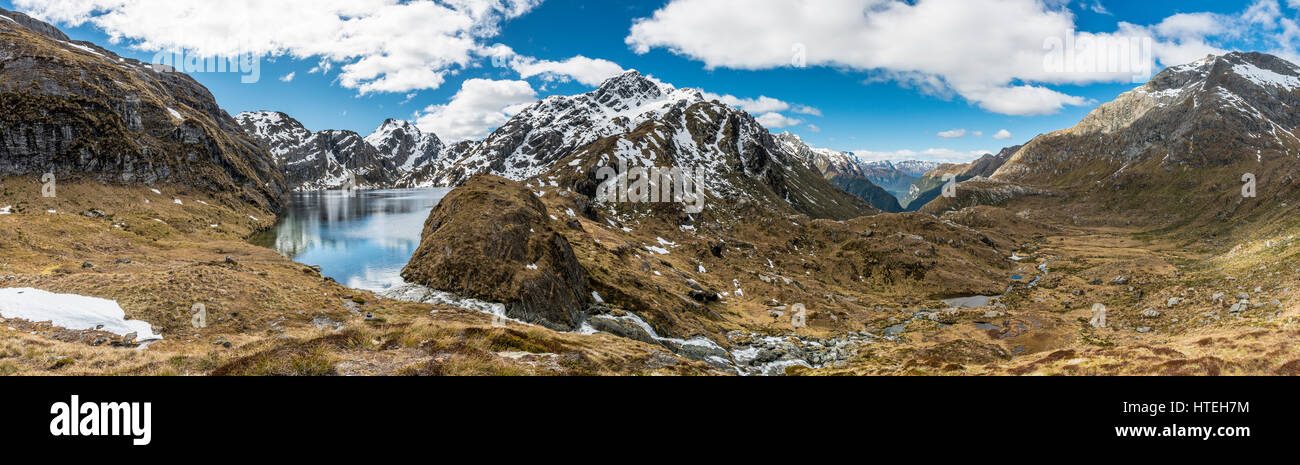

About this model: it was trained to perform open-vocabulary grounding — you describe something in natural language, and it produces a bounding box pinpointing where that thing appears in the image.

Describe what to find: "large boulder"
[402,175,589,330]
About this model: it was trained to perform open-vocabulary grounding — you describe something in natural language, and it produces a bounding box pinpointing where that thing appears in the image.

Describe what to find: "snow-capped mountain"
[404,70,876,219]
[236,111,400,191]
[996,52,1300,186]
[864,160,941,178]
[235,111,311,165]
[912,51,1300,222]
[774,132,866,178]
[364,119,443,173]
[401,71,711,188]
[236,112,449,192]
[774,132,902,212]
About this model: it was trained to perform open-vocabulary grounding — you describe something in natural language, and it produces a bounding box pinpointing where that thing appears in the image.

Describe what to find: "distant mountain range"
[235,112,441,191]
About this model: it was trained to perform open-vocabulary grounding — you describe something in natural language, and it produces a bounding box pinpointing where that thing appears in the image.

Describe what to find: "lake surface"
[251,188,452,292]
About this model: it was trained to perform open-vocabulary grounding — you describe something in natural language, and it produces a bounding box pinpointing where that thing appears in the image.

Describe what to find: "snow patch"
[0,288,162,341]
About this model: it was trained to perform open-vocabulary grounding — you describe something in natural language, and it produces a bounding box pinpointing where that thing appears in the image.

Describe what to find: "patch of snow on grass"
[0,288,162,341]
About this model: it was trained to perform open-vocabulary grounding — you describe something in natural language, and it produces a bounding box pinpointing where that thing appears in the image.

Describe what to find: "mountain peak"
[369,118,420,139]
[593,70,672,107]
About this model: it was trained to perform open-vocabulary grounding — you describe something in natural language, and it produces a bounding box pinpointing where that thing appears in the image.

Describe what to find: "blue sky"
[3,0,1294,162]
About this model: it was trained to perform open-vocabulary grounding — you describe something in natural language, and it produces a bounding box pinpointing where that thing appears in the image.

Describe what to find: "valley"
[2,6,1299,377]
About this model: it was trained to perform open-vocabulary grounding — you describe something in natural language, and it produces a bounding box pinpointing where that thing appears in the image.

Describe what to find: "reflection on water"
[251,189,451,291]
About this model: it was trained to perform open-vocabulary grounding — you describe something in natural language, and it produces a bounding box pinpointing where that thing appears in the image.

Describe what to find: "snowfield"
[0,288,162,341]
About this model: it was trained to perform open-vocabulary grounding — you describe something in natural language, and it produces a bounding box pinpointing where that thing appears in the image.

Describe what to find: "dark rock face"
[401,175,590,331]
[964,145,1020,178]
[0,8,285,209]
[830,176,903,213]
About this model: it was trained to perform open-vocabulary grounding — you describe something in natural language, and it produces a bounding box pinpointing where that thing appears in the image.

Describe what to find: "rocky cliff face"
[0,8,285,209]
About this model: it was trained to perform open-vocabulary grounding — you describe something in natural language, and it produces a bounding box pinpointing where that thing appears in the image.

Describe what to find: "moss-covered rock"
[402,175,590,331]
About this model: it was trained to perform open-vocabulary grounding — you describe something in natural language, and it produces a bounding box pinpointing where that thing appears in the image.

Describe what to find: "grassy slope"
[0,178,716,376]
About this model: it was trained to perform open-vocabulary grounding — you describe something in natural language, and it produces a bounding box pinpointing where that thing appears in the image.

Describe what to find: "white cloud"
[755,112,802,129]
[626,0,1300,116]
[791,104,823,116]
[15,0,543,94]
[993,129,1013,140]
[413,78,537,142]
[853,148,992,164]
[703,93,786,113]
[700,92,823,120]
[308,59,333,75]
[627,0,1119,116]
[937,129,967,139]
[806,124,821,133]
[279,72,295,83]
[511,55,628,87]
[1086,1,1112,16]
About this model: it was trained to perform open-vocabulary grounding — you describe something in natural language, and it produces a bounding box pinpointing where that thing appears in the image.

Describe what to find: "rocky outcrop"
[401,175,590,331]
[0,8,285,209]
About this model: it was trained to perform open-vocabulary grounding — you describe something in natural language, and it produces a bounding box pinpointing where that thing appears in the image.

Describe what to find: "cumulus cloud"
[626,0,1300,116]
[755,112,803,129]
[853,148,992,164]
[279,72,295,83]
[413,78,537,142]
[14,0,542,94]
[699,92,821,127]
[627,0,1117,116]
[937,129,968,139]
[993,129,1013,140]
[512,55,629,87]
[703,92,789,113]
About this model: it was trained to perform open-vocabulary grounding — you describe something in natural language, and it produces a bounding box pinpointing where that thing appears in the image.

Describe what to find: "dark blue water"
[252,189,451,291]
